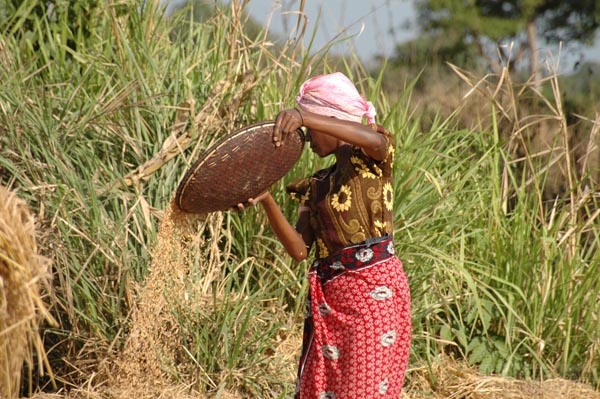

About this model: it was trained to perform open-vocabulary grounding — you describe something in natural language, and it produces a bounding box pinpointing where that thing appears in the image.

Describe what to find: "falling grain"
[112,198,222,393]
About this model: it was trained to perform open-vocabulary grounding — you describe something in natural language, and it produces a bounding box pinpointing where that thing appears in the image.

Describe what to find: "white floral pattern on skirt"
[296,257,411,398]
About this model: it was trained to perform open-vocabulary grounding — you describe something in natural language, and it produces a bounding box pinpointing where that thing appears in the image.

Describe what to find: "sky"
[240,0,418,61]
[164,0,600,72]
[162,0,417,61]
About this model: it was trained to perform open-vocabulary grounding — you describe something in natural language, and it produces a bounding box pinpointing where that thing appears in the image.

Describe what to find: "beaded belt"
[310,235,395,282]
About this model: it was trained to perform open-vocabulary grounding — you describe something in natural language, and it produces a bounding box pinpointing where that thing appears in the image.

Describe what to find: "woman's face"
[306,128,338,157]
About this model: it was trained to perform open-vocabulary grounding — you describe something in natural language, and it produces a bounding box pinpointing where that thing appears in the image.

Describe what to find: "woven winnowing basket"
[175,120,305,214]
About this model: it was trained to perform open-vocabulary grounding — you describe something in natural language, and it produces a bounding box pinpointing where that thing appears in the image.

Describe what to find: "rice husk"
[110,199,222,395]
[0,185,53,398]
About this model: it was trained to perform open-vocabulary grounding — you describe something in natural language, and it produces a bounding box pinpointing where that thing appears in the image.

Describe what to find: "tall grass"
[0,0,599,397]
[396,64,600,387]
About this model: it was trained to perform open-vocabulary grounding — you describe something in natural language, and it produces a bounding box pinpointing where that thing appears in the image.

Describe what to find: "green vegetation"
[0,0,599,397]
[414,0,600,81]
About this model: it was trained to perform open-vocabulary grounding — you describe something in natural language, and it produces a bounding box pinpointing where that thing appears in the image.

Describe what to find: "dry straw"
[403,355,600,399]
[0,185,54,398]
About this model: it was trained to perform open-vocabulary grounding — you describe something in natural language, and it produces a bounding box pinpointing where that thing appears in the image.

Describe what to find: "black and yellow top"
[286,124,396,260]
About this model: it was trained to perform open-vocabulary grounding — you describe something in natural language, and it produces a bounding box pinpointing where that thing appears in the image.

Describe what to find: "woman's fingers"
[273,112,285,147]
[229,202,247,212]
[249,192,269,205]
[273,109,303,147]
[229,192,269,212]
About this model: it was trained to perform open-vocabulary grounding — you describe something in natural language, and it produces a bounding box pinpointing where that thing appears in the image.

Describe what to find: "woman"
[241,72,411,398]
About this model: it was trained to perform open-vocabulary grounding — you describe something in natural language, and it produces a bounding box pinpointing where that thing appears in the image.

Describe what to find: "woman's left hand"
[230,191,271,211]
[273,108,303,147]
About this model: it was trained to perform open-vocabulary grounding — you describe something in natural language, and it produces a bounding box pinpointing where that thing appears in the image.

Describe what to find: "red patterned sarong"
[296,237,411,398]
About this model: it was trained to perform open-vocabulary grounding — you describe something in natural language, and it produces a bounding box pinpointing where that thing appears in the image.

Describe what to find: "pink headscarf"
[295,72,377,124]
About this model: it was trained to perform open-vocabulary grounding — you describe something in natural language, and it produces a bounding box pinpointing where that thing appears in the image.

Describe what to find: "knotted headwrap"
[295,72,376,124]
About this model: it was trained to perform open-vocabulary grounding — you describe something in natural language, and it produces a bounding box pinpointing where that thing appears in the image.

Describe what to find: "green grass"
[1,0,599,396]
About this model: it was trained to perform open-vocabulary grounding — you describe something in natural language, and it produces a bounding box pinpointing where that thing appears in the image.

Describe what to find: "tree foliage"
[414,0,599,75]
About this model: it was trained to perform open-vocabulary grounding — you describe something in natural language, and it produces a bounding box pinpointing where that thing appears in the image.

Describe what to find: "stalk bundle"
[0,186,54,398]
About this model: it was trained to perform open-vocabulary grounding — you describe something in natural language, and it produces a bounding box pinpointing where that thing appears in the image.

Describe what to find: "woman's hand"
[230,191,271,211]
[273,108,303,147]
[230,190,309,262]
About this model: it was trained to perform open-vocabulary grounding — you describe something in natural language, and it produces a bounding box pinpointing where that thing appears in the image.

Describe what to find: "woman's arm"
[273,108,388,161]
[242,192,311,262]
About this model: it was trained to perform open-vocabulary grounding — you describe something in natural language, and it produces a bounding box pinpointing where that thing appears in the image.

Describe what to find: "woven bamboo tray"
[175,120,305,214]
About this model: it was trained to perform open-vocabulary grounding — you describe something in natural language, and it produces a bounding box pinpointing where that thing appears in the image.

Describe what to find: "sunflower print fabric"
[286,124,396,260]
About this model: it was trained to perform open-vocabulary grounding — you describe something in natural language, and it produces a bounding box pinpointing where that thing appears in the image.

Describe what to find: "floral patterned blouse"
[286,124,395,260]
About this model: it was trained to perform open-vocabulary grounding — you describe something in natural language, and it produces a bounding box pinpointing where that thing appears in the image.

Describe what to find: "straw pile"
[403,354,600,399]
[0,185,53,398]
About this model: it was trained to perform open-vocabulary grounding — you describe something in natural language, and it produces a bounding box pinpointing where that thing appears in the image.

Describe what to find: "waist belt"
[310,235,395,282]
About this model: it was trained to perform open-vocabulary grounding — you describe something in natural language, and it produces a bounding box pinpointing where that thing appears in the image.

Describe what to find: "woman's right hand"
[273,108,304,147]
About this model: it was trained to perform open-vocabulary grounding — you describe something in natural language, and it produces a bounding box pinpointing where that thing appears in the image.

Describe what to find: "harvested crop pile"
[0,185,53,398]
[403,354,600,399]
